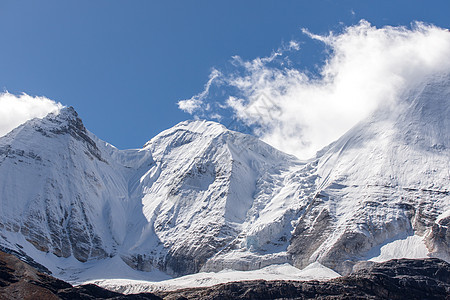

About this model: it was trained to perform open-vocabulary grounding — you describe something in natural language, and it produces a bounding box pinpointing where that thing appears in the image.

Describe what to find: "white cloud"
[179,20,450,159]
[177,69,221,114]
[288,40,300,51]
[0,92,63,137]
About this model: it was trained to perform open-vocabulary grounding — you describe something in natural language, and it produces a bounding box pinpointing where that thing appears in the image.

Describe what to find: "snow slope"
[367,234,429,262]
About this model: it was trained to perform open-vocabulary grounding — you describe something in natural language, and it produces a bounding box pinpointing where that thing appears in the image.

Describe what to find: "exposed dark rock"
[0,245,51,275]
[0,250,160,299]
[426,216,450,262]
[288,204,333,270]
[0,250,70,299]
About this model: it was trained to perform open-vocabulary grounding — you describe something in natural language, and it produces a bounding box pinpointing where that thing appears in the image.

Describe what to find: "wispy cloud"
[177,69,221,114]
[178,20,450,159]
[0,92,63,137]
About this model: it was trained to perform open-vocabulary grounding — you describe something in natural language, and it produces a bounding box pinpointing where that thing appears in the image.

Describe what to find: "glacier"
[0,74,449,287]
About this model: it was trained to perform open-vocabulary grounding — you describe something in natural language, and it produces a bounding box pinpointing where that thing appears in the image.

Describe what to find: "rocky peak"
[29,106,106,162]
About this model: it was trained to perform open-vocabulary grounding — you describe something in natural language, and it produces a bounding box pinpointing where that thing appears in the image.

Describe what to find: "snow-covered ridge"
[0,74,449,287]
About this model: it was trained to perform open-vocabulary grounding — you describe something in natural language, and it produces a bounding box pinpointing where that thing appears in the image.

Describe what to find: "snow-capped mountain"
[0,107,130,263]
[0,75,448,283]
[288,74,450,273]
[118,120,301,276]
[0,107,305,278]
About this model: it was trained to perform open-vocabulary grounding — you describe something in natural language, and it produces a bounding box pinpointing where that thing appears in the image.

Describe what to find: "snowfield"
[87,262,340,294]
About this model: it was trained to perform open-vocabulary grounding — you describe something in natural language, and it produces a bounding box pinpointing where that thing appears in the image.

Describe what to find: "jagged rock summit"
[0,74,449,284]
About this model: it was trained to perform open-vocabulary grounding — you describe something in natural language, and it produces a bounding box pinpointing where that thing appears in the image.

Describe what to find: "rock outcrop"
[0,250,161,300]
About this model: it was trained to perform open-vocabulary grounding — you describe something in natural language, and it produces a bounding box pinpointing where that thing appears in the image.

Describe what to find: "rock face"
[0,75,449,279]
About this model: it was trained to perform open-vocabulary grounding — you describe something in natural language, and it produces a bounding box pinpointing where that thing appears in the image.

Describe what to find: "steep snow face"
[0,108,130,262]
[120,120,302,275]
[199,159,320,273]
[289,74,450,273]
[316,74,450,190]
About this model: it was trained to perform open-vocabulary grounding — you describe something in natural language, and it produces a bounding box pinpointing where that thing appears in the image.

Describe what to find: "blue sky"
[1,0,450,150]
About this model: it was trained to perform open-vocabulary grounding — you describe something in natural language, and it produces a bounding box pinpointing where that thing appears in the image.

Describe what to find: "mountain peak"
[143,119,228,149]
[1,105,106,163]
[42,106,86,132]
[56,106,80,121]
[159,119,228,137]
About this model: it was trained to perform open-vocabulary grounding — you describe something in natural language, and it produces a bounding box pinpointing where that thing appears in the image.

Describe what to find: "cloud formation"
[178,69,221,114]
[0,92,63,137]
[178,20,450,159]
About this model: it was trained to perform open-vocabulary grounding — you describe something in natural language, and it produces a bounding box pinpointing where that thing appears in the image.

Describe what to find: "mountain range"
[0,74,449,289]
